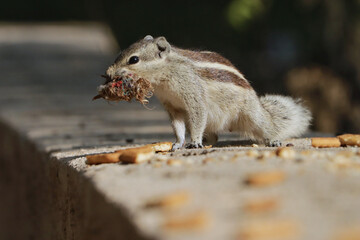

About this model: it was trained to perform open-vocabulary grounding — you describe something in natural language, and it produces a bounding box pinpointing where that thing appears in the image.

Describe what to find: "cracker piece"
[145,191,190,209]
[311,137,341,148]
[246,150,259,157]
[202,157,215,164]
[167,159,183,166]
[332,224,360,240]
[119,146,155,164]
[150,142,173,152]
[163,210,210,231]
[238,220,300,240]
[245,170,286,187]
[243,197,279,213]
[276,147,296,159]
[337,134,360,147]
[86,152,123,165]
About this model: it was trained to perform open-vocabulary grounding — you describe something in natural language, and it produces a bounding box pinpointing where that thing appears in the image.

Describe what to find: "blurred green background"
[2,0,360,133]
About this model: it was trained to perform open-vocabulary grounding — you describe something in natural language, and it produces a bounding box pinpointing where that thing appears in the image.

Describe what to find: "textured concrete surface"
[0,24,360,240]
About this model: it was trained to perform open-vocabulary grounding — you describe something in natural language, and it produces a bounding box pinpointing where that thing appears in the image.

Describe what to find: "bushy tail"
[260,95,311,140]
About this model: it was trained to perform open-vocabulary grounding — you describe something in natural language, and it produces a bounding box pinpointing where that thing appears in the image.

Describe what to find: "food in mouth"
[93,73,153,105]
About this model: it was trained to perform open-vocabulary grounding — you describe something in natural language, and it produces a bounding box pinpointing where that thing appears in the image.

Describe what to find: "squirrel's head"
[105,35,171,83]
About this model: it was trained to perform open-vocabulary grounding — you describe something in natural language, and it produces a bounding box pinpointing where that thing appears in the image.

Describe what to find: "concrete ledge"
[0,120,152,240]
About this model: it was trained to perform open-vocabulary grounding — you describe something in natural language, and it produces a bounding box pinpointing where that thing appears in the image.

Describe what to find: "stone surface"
[0,23,360,240]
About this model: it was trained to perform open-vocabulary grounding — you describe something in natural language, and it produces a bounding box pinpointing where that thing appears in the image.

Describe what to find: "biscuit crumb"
[245,170,286,187]
[145,191,190,209]
[237,219,300,240]
[276,147,296,159]
[163,210,210,231]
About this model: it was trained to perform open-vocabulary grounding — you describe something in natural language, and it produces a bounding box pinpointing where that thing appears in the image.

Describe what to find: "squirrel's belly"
[154,87,185,110]
[204,81,256,132]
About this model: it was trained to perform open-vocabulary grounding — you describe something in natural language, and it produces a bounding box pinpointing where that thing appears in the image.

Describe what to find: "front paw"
[266,140,282,147]
[171,142,184,151]
[185,142,203,149]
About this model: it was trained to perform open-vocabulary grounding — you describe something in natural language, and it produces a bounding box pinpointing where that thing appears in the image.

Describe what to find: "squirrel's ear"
[155,36,171,58]
[144,35,153,41]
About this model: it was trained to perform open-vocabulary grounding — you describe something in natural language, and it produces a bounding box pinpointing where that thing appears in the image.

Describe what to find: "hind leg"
[202,132,218,146]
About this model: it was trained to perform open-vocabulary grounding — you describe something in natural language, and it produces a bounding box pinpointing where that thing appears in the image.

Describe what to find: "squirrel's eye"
[128,56,139,64]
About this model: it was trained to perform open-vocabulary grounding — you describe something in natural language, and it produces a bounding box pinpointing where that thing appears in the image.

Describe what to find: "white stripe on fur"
[192,62,245,80]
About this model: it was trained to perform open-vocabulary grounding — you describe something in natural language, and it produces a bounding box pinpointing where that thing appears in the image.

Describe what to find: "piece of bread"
[150,142,173,152]
[311,137,341,148]
[86,152,123,165]
[337,134,360,147]
[119,146,155,164]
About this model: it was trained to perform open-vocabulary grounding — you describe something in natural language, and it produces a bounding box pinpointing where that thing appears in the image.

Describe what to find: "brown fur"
[197,68,252,89]
[174,48,235,67]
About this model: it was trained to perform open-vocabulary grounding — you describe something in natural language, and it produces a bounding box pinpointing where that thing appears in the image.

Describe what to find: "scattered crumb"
[337,134,360,147]
[167,159,183,166]
[332,224,360,240]
[237,219,300,240]
[244,170,286,187]
[257,151,274,161]
[151,142,173,152]
[276,147,296,159]
[246,150,259,158]
[202,157,215,164]
[162,210,210,231]
[145,190,190,209]
[311,137,341,148]
[243,197,279,213]
[152,162,163,168]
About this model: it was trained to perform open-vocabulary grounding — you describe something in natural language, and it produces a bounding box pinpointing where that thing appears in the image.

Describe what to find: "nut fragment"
[311,137,341,148]
[276,147,296,159]
[119,146,155,164]
[163,210,210,231]
[145,191,190,209]
[237,219,300,240]
[243,197,279,213]
[337,134,360,147]
[245,170,286,187]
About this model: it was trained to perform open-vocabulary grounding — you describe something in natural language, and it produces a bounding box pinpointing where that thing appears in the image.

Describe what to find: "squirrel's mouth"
[101,74,117,85]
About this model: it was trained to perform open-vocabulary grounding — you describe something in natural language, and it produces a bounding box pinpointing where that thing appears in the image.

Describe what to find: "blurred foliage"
[1,0,360,133]
[226,0,265,30]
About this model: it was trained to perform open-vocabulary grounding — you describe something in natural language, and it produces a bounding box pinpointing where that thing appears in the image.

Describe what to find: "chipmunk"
[104,35,311,150]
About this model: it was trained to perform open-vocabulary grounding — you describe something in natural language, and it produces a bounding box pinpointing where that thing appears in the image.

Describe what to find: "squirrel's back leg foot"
[171,142,184,151]
[185,142,203,149]
[265,139,282,147]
